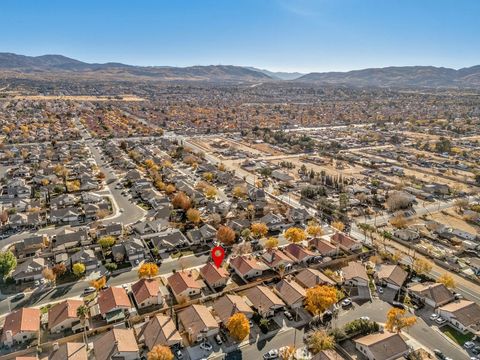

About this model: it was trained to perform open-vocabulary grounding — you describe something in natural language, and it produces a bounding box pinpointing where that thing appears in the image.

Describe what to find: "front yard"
[441,325,473,346]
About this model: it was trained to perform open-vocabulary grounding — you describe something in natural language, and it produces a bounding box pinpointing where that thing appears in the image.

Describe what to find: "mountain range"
[1,52,480,87]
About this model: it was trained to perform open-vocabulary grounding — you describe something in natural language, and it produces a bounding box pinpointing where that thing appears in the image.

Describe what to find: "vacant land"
[10,94,145,101]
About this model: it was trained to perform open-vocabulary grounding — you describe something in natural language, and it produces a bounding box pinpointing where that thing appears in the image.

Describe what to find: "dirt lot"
[430,210,480,234]
[238,140,284,156]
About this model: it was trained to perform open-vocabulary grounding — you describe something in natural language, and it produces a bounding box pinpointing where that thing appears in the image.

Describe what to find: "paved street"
[333,299,469,360]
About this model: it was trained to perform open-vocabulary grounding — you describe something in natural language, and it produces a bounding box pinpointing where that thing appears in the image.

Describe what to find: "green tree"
[0,251,17,279]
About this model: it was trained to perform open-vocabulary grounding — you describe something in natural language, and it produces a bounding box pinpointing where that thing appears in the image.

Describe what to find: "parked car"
[263,349,279,359]
[433,349,445,359]
[215,334,223,345]
[360,316,370,321]
[464,341,475,349]
[454,293,463,300]
[284,311,294,321]
[83,287,96,295]
[341,298,352,307]
[430,313,439,321]
[12,293,25,302]
[175,349,183,359]
[200,342,213,351]
[435,317,447,325]
[378,287,384,294]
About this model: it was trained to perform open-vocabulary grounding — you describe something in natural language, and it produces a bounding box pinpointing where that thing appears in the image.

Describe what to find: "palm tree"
[277,263,287,279]
[77,304,90,349]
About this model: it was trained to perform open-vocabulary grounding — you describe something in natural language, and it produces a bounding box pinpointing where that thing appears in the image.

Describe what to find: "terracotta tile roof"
[97,286,131,315]
[295,268,336,288]
[48,299,84,331]
[309,238,337,255]
[178,304,218,340]
[200,262,229,286]
[230,255,266,276]
[275,279,306,306]
[49,342,88,360]
[93,328,138,360]
[261,249,293,268]
[2,308,40,339]
[213,294,254,323]
[141,314,182,350]
[284,243,315,262]
[376,264,407,287]
[167,270,202,296]
[244,285,285,310]
[131,278,160,305]
[354,332,408,360]
[331,232,358,249]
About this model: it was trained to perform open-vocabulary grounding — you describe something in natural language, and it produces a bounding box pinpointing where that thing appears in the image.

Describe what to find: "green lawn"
[442,325,473,345]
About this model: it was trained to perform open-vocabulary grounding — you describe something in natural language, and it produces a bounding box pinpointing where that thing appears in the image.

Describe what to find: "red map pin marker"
[211,245,225,268]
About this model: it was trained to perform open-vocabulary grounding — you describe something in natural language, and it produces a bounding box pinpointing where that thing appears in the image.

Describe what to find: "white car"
[360,316,370,321]
[341,299,352,307]
[429,313,439,321]
[263,349,279,359]
[464,341,475,349]
[199,342,213,351]
[435,317,447,325]
[175,349,183,359]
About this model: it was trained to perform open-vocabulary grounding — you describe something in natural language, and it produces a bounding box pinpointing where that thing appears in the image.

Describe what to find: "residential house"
[284,243,315,264]
[93,328,139,360]
[212,294,254,324]
[112,238,145,263]
[309,238,338,257]
[437,300,480,335]
[69,249,98,272]
[2,308,41,346]
[48,300,86,334]
[261,249,294,270]
[287,208,312,225]
[137,314,182,350]
[295,268,336,288]
[49,342,87,360]
[274,279,306,309]
[148,228,190,253]
[178,304,219,343]
[394,229,420,241]
[167,270,203,302]
[96,287,132,322]
[230,255,268,281]
[200,262,229,289]
[15,235,47,259]
[331,232,362,252]
[375,264,408,290]
[131,279,163,309]
[312,349,347,360]
[354,332,409,360]
[50,208,80,224]
[408,282,454,308]
[53,228,89,251]
[259,213,290,232]
[186,224,217,244]
[341,261,369,287]
[96,222,123,238]
[11,257,45,284]
[244,285,285,317]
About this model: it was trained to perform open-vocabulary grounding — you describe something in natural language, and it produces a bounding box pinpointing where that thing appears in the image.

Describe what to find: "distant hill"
[0,53,273,82]
[296,66,480,88]
[246,67,304,80]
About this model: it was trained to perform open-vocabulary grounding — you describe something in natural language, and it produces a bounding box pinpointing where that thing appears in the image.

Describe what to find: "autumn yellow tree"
[73,263,86,277]
[226,313,250,341]
[217,226,236,245]
[186,208,201,224]
[90,276,107,291]
[251,222,269,238]
[172,192,191,211]
[165,184,176,194]
[284,227,307,243]
[203,172,214,182]
[232,185,247,199]
[279,346,296,360]
[437,273,455,289]
[331,221,345,232]
[144,159,159,171]
[154,179,166,191]
[306,329,334,354]
[138,263,159,279]
[264,237,279,250]
[385,307,417,332]
[305,285,338,315]
[306,224,323,238]
[147,345,174,360]
[412,258,433,275]
[204,186,217,199]
[42,267,56,284]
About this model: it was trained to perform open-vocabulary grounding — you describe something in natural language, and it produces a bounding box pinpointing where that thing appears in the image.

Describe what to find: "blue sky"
[1,0,479,72]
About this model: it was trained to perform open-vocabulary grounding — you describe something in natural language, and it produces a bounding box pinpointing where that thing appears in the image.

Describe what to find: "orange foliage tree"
[138,263,159,279]
[216,225,236,245]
